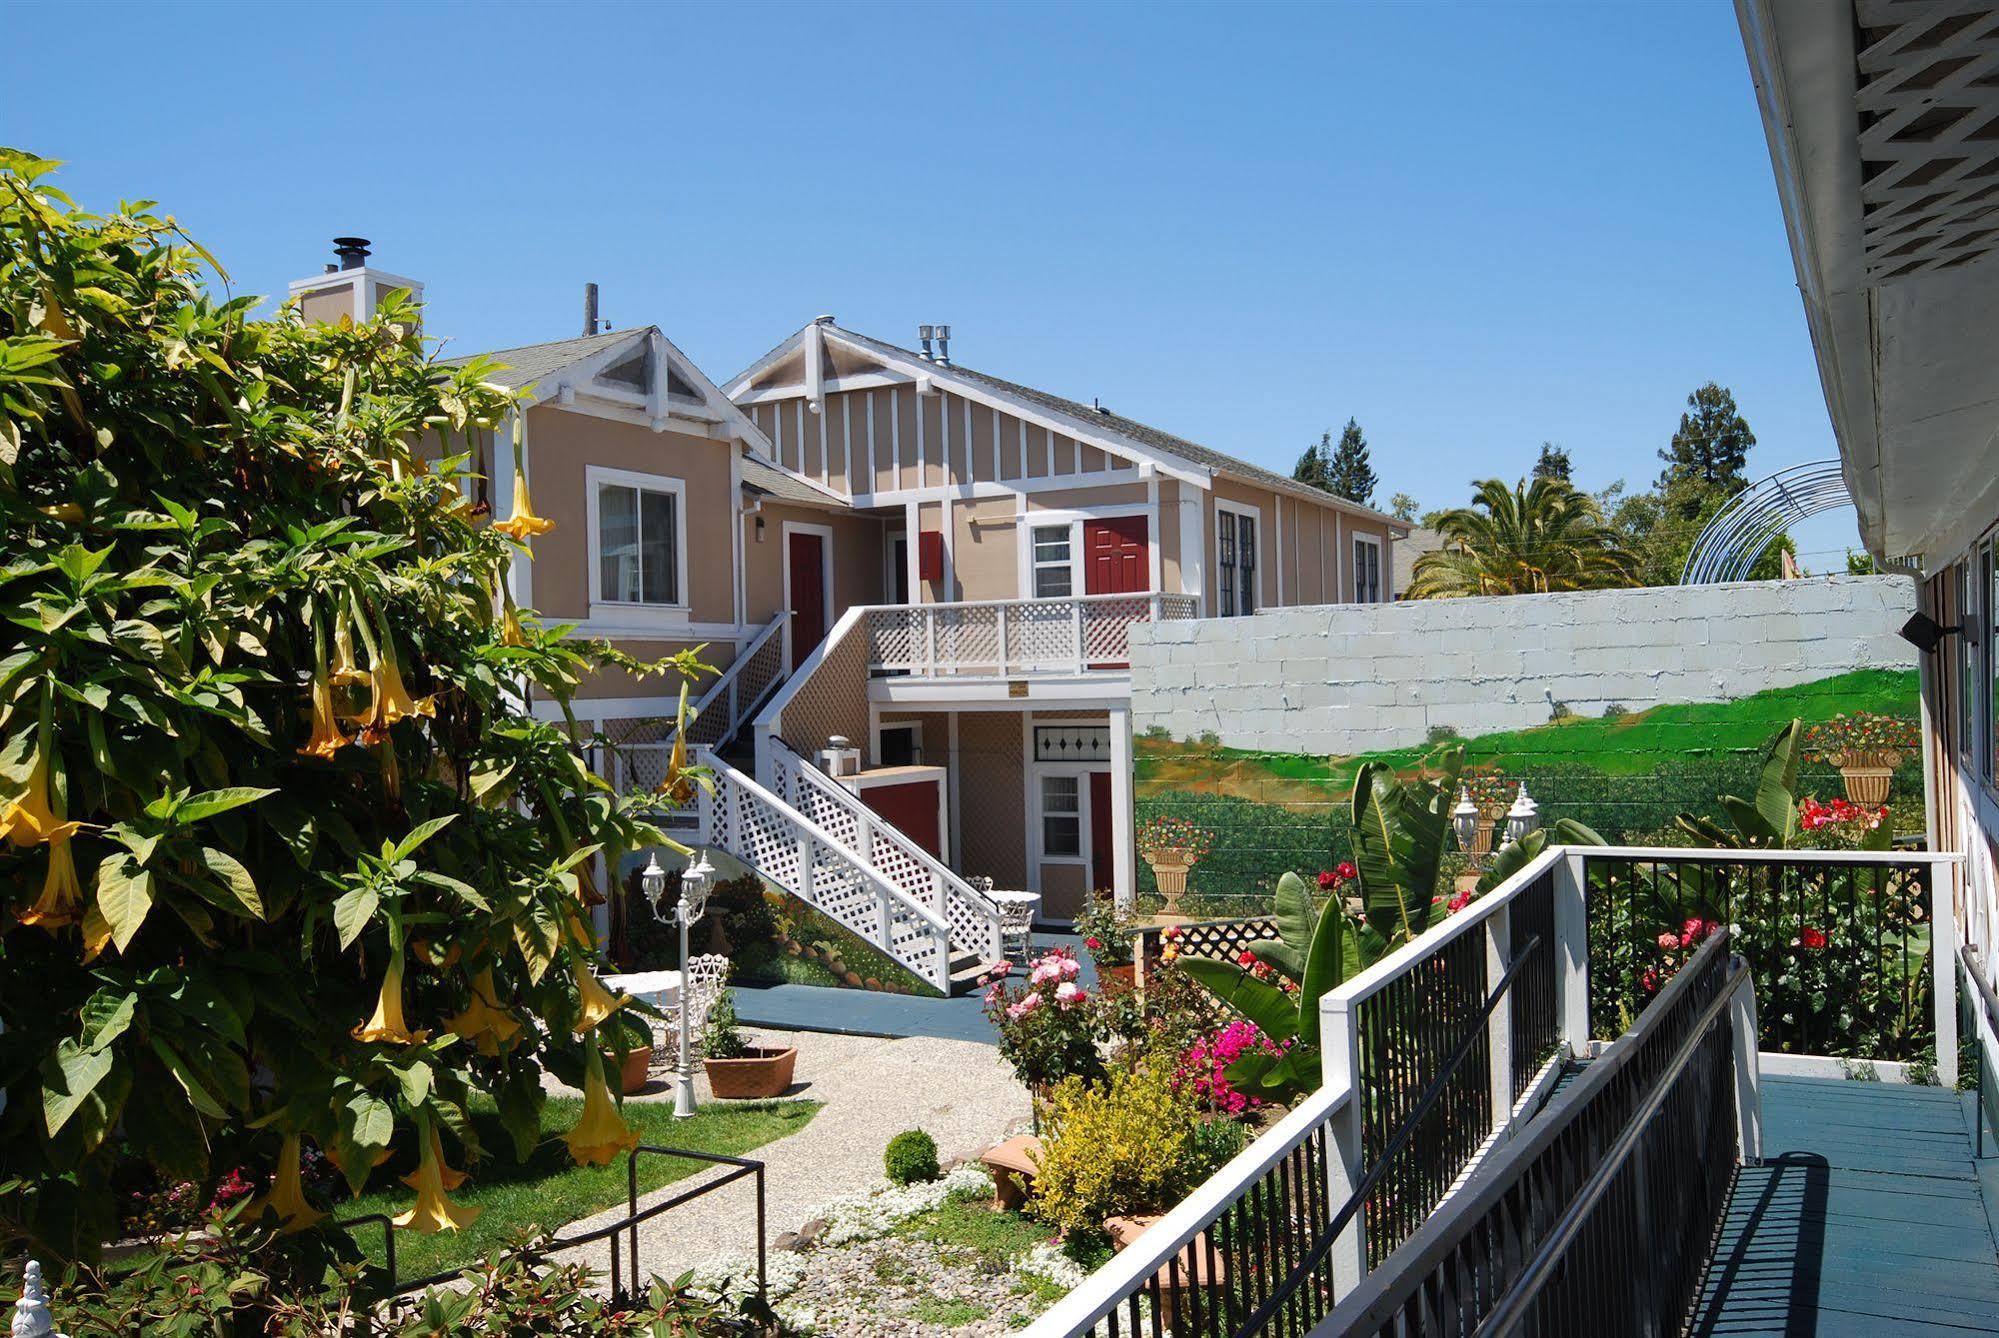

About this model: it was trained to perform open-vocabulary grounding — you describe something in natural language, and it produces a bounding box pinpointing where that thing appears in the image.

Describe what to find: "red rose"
[1317,871,1337,889]
[1337,862,1357,881]
[1238,950,1257,967]
[1801,926,1826,950]
[1085,936,1102,950]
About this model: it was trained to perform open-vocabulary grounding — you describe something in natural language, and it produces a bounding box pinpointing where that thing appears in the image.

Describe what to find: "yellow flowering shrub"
[1029,1063,1200,1233]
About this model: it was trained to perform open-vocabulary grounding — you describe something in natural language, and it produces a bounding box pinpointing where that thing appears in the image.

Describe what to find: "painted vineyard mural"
[1132,668,1923,918]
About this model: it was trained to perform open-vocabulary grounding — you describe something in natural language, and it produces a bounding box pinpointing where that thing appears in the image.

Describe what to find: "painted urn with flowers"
[1804,712,1918,808]
[1136,815,1216,918]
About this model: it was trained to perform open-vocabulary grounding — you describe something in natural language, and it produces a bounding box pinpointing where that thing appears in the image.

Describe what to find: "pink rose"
[1657,932,1680,951]
[1054,981,1084,1008]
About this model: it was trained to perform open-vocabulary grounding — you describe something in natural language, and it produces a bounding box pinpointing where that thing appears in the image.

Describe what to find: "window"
[1217,509,1258,617]
[1040,774,1081,858]
[595,475,682,606]
[1032,525,1073,598]
[1352,534,1383,604]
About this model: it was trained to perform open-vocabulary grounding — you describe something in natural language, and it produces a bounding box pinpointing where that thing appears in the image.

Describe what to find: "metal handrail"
[1958,944,1999,1156]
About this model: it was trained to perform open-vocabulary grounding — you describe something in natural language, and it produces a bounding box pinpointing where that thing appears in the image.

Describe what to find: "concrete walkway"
[552,1025,1030,1279]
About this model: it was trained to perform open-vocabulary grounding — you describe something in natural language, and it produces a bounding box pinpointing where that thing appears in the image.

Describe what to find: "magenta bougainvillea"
[1175,1021,1292,1118]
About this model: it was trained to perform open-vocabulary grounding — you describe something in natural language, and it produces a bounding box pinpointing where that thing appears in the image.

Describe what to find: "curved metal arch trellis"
[1680,459,1853,585]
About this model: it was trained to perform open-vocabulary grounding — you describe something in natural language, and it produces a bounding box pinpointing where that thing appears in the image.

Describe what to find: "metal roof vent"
[332,237,371,270]
[917,324,934,360]
[934,324,951,366]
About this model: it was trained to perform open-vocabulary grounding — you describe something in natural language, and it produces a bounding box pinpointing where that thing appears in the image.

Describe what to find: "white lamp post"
[671,849,713,1119]
[1451,786,1479,856]
[1504,784,1541,845]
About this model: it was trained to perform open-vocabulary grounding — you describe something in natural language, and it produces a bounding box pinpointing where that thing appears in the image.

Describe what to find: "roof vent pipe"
[917,324,934,360]
[332,237,371,270]
[934,324,951,366]
[584,283,599,336]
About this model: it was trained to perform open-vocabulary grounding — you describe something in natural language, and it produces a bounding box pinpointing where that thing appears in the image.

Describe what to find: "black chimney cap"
[332,237,372,270]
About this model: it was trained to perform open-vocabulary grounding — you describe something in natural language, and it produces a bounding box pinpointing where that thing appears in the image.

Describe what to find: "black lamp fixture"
[1899,611,1962,654]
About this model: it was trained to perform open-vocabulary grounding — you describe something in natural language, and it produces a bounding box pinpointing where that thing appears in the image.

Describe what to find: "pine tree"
[1657,383,1755,501]
[1388,492,1420,523]
[1292,433,1332,490]
[1533,442,1572,483]
[1325,417,1376,506]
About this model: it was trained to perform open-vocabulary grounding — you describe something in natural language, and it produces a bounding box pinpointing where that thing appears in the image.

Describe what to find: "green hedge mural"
[1135,669,1924,908]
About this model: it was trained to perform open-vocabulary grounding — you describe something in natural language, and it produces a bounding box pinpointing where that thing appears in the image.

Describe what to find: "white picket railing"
[692,748,954,992]
[864,592,1198,678]
[770,747,1005,965]
[686,612,789,749]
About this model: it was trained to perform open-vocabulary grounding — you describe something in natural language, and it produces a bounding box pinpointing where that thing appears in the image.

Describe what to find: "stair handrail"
[687,612,789,747]
[694,748,951,938]
[769,741,1004,959]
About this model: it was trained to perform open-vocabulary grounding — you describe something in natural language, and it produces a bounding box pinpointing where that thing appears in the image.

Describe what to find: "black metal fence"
[1328,933,1745,1337]
[1507,869,1560,1102]
[1584,852,1932,1060]
[340,1144,766,1307]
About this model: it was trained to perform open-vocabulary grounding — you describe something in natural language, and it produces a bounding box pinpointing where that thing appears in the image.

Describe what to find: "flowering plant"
[1803,712,1918,761]
[1137,815,1215,864]
[1175,1021,1292,1117]
[981,950,1104,1091]
[1462,767,1514,814]
[1074,896,1134,968]
[1797,796,1891,850]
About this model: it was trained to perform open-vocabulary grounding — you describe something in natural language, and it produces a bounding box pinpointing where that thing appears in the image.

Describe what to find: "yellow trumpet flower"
[563,1047,638,1167]
[490,465,553,541]
[394,1122,481,1234]
[329,607,370,687]
[18,832,84,931]
[400,1123,468,1193]
[348,637,435,745]
[255,1131,328,1233]
[658,727,693,807]
[445,967,522,1056]
[2,739,80,849]
[352,951,429,1045]
[300,669,350,759]
[499,596,526,647]
[571,955,629,1034]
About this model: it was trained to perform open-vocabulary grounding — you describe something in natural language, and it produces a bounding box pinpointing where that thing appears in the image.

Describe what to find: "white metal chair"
[966,876,1039,963]
[649,953,730,1073]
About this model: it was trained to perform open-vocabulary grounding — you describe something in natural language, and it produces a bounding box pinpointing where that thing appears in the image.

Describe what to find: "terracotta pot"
[1102,963,1137,987]
[703,1046,798,1099]
[1832,750,1901,807]
[619,1045,654,1095]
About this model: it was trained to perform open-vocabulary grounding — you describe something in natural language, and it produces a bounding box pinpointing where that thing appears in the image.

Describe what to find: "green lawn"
[338,1094,819,1283]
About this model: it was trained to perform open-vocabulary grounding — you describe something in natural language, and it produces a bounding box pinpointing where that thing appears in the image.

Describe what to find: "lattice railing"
[864,593,1197,677]
[771,749,1005,964]
[1132,914,1282,973]
[687,613,788,749]
[695,751,952,992]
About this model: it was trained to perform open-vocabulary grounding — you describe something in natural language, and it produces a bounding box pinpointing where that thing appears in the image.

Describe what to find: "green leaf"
[413,870,489,911]
[1177,957,1301,1041]
[1298,898,1352,1047]
[1477,829,1548,894]
[389,814,457,862]
[43,1038,115,1136]
[1268,871,1318,971]
[1752,720,1804,847]
[332,886,378,950]
[397,1059,433,1107]
[95,856,154,953]
[175,786,277,825]
[148,1037,225,1118]
[79,990,137,1052]
[194,847,264,919]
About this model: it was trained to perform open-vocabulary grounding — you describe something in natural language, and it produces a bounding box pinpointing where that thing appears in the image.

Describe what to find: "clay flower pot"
[619,1045,653,1095]
[703,1046,798,1099]
[1830,749,1901,807]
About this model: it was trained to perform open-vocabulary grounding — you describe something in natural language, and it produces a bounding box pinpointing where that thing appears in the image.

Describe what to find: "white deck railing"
[686,611,788,748]
[864,592,1198,678]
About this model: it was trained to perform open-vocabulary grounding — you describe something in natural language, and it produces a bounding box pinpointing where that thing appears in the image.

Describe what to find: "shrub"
[981,950,1104,1092]
[1074,897,1134,969]
[1180,1116,1249,1186]
[1029,1064,1201,1233]
[883,1130,941,1185]
[702,990,750,1060]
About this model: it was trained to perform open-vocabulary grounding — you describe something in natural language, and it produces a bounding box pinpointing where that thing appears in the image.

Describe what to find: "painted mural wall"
[1127,576,1923,915]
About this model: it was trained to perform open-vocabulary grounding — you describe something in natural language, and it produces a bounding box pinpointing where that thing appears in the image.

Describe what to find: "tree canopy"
[1533,442,1572,483]
[1293,418,1376,506]
[1657,381,1755,505]
[0,151,695,1258]
[1406,477,1637,598]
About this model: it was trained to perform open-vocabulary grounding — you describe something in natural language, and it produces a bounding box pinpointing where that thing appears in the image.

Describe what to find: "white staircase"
[686,612,788,750]
[691,748,1002,994]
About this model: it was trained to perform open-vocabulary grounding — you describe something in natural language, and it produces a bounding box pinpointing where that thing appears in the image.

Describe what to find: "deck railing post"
[1729,965,1763,1165]
[1321,991,1369,1293]
[1932,854,1961,1088]
[996,603,1010,676]
[1071,600,1086,673]
[1485,909,1516,1138]
[1554,848,1592,1054]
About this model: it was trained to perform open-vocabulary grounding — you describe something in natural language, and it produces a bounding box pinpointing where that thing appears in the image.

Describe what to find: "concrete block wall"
[1129,576,1918,756]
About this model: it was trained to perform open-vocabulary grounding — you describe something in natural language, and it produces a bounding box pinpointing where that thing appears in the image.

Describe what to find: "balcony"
[864,592,1198,684]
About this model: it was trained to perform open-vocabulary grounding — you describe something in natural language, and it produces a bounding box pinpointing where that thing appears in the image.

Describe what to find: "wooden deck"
[1692,1075,1999,1335]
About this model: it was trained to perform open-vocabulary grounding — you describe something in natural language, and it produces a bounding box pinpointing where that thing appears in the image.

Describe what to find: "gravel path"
[551,1026,1030,1281]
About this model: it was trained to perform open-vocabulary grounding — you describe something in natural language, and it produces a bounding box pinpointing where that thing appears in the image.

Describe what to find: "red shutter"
[917,530,945,582]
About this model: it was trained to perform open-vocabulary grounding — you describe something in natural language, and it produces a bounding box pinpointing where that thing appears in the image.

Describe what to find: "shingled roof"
[442,327,647,389]
[824,326,1404,526]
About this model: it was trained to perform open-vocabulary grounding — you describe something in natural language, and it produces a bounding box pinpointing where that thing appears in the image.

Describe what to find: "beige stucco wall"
[524,407,738,626]
[297,283,356,325]
[953,711,1027,892]
[950,496,1019,602]
[740,501,885,626]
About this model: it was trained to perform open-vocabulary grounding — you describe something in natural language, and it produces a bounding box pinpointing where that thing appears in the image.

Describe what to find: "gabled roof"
[741,453,851,509]
[729,322,1407,531]
[443,327,647,389]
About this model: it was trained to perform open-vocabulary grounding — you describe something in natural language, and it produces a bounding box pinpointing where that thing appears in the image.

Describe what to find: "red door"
[1083,517,1149,595]
[1088,771,1113,894]
[861,780,942,858]
[787,532,826,670]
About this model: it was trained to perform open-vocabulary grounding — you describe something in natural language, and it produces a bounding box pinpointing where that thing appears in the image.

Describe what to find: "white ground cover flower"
[816,1163,994,1245]
[1016,1239,1089,1290]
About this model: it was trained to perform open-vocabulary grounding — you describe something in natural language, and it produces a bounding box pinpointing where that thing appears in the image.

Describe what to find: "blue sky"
[9,0,1859,565]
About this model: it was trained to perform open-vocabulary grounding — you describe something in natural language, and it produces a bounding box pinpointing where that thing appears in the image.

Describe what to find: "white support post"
[1485,910,1515,1137]
[875,889,894,951]
[925,608,938,674]
[1933,853,1961,1088]
[996,603,1010,676]
[1109,706,1136,911]
[1071,600,1086,673]
[798,829,816,906]
[1321,992,1369,1293]
[1554,849,1592,1054]
[1730,969,1763,1166]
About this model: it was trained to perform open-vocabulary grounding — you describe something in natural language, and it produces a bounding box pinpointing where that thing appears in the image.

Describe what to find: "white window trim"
[586,464,691,627]
[1215,498,1262,617]
[1029,522,1078,600]
[873,719,924,767]
[1351,531,1385,604]
[1011,501,1155,601]
[1032,764,1097,867]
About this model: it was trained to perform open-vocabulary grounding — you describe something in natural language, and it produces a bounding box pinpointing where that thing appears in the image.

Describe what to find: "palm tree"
[1407,477,1637,598]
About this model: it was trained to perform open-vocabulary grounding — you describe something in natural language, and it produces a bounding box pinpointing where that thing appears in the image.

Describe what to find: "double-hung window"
[1217,509,1257,617]
[1352,534,1383,604]
[594,470,684,607]
[1031,525,1074,598]
[1040,774,1081,858]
